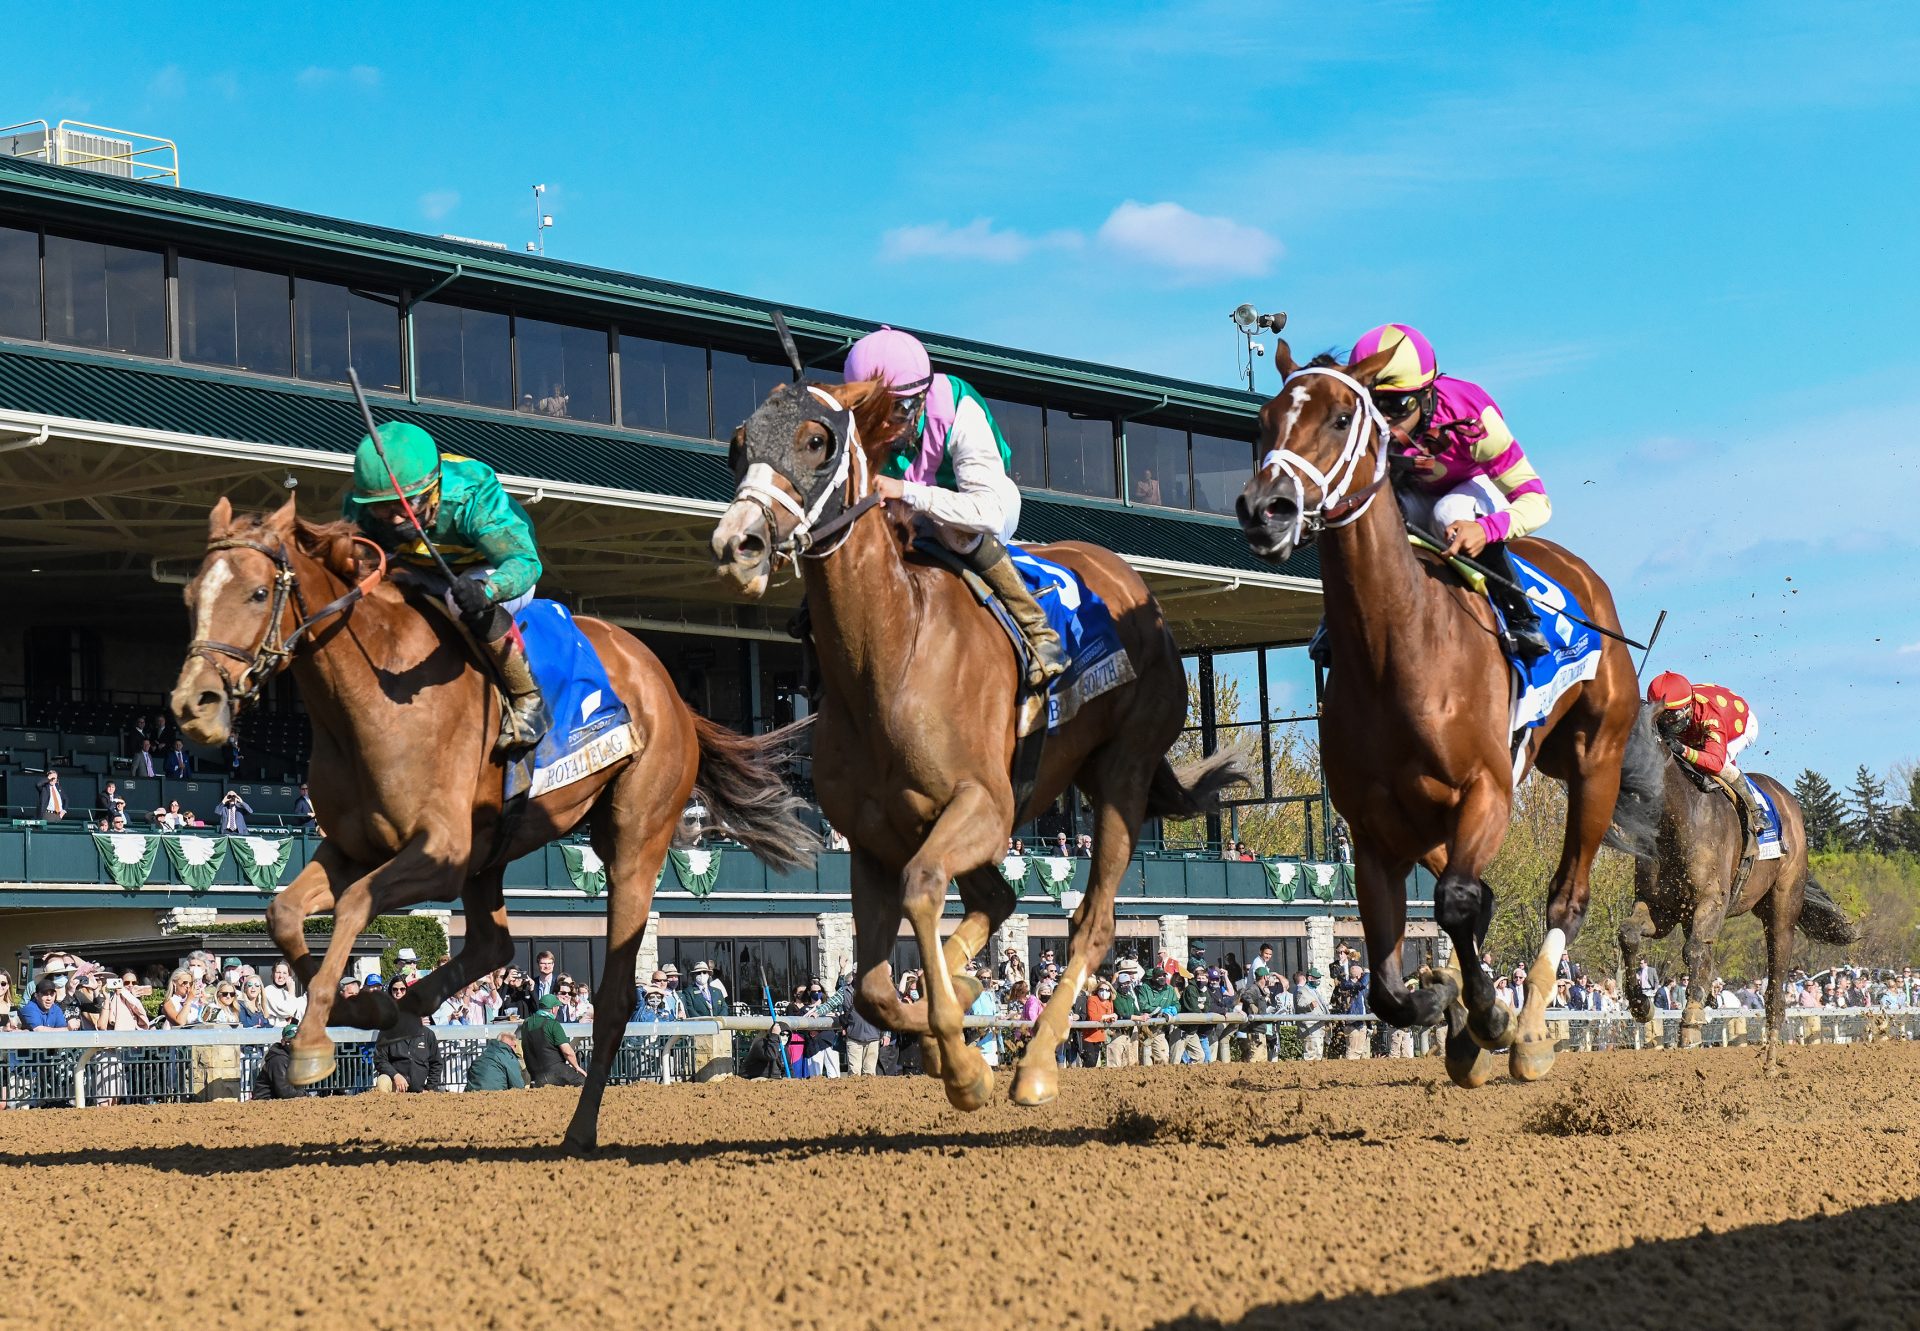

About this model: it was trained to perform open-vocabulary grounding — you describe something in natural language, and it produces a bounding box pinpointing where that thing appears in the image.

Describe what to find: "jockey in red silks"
[845,327,1067,687]
[1646,671,1765,821]
[1350,323,1552,660]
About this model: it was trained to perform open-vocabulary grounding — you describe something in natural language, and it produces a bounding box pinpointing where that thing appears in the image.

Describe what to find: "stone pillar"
[1433,929,1454,969]
[1157,914,1189,969]
[816,912,855,987]
[637,911,662,983]
[989,913,1030,979]
[157,906,217,935]
[1305,915,1336,982]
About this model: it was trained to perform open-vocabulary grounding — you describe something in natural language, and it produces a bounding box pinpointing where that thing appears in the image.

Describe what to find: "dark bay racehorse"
[1237,345,1657,1086]
[169,495,816,1149]
[1613,709,1858,1050]
[710,378,1242,1109]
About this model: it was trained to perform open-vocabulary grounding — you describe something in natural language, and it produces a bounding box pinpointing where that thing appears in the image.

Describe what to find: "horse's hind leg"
[1762,886,1793,1067]
[1678,895,1726,1048]
[397,869,514,1020]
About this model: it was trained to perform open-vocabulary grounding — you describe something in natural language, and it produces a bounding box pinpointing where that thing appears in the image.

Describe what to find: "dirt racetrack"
[5,1042,1920,1330]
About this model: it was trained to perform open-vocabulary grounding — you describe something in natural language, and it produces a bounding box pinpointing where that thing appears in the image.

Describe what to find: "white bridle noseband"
[1257,366,1392,550]
[731,385,872,562]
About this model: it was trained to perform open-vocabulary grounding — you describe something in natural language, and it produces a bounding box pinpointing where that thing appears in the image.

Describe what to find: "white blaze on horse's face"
[191,559,234,644]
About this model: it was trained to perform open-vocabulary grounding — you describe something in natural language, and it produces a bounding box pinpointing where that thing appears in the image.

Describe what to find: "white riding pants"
[1400,474,1513,540]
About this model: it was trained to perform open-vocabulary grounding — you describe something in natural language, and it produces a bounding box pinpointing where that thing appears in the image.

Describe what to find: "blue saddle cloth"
[1499,553,1606,731]
[1002,546,1136,731]
[1744,776,1784,856]
[502,600,636,800]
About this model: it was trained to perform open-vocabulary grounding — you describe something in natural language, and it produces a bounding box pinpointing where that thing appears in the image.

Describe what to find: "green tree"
[1793,768,1848,853]
[1846,765,1899,854]
[1893,764,1920,855]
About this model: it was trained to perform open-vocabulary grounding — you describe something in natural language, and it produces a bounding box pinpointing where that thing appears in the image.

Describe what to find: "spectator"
[0,968,13,1017]
[216,790,253,835]
[1171,970,1207,1063]
[393,948,423,986]
[1138,966,1176,1065]
[968,974,1000,1069]
[519,994,587,1087]
[20,978,66,1030]
[125,715,150,757]
[842,985,886,1075]
[164,740,190,780]
[529,950,562,1003]
[102,781,127,821]
[200,979,243,1027]
[1083,976,1116,1067]
[131,739,157,778]
[159,969,201,1027]
[465,1030,527,1091]
[36,770,67,821]
[293,783,316,832]
[101,973,149,1032]
[254,1024,311,1099]
[1204,969,1238,1060]
[682,962,725,1018]
[236,976,274,1028]
[1295,969,1329,1060]
[261,961,305,1023]
[108,813,128,833]
[1000,947,1026,987]
[339,974,362,1004]
[372,978,441,1092]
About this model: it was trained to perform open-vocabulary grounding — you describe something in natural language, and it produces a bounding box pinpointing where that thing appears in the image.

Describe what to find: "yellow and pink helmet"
[1348,323,1437,392]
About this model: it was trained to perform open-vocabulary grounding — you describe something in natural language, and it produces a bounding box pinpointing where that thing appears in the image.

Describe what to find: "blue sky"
[17,0,1918,782]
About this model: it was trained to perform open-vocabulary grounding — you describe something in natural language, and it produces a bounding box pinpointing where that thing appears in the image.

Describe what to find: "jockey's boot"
[1483,542,1550,661]
[479,615,552,756]
[966,536,1068,689]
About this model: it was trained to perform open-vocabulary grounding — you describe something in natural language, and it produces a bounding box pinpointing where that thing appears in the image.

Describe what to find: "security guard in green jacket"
[343,423,550,754]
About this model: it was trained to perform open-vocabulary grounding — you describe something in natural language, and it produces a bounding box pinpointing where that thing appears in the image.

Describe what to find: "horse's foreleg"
[903,782,1008,1113]
[1363,844,1485,1087]
[397,870,513,1020]
[1433,778,1513,1054]
[1763,886,1794,1068]
[264,840,359,987]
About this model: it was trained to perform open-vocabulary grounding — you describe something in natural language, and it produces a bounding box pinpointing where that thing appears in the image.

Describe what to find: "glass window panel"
[1261,645,1318,721]
[988,396,1044,488]
[514,315,610,423]
[1126,421,1189,508]
[618,334,708,437]
[294,276,400,390]
[43,233,165,356]
[1192,430,1255,516]
[1210,650,1261,725]
[179,256,291,374]
[0,224,39,340]
[414,300,510,409]
[711,349,794,441]
[1045,408,1117,498]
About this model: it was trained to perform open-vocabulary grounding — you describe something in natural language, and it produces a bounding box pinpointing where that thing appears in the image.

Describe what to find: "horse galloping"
[1611,710,1858,1050]
[1236,344,1657,1086]
[710,377,1243,1110]
[169,495,816,1149]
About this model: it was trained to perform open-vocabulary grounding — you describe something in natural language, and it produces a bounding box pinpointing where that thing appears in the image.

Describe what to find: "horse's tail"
[1796,873,1859,945]
[1145,751,1252,820]
[690,714,821,873]
[1603,702,1666,861]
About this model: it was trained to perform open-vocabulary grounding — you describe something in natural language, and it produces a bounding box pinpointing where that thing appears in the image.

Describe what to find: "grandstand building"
[0,135,1436,993]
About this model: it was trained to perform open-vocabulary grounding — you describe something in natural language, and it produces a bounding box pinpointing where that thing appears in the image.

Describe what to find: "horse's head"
[170,494,374,744]
[1236,339,1400,563]
[710,378,892,596]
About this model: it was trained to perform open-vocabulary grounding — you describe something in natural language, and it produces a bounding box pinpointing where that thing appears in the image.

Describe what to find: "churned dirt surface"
[4,1044,1920,1330]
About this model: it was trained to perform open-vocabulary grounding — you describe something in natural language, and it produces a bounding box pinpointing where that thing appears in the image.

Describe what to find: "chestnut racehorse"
[711,378,1243,1109]
[1237,344,1655,1086]
[1613,711,1858,1050]
[169,495,816,1149]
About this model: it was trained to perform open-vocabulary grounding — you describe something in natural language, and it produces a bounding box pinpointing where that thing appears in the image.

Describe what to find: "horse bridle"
[730,384,883,569]
[1258,366,1393,550]
[186,535,387,711]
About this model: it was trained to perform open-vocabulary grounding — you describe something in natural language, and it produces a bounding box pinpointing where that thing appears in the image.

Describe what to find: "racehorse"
[710,377,1243,1110]
[1236,344,1657,1087]
[1612,708,1858,1050]
[169,494,816,1150]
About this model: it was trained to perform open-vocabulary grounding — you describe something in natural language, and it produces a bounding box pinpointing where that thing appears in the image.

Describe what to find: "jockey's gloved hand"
[449,577,493,622]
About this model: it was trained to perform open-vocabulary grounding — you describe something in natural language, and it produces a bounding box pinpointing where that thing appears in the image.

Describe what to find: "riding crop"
[346,367,460,587]
[1406,525,1651,651]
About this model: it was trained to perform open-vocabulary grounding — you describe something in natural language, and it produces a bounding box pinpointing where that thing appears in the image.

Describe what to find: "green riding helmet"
[347,422,442,505]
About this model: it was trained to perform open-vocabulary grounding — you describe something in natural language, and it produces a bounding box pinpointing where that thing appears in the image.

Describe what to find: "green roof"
[0,341,1313,579]
[0,155,1267,425]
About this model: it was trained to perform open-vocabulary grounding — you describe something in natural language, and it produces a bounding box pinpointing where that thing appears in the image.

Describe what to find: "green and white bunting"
[1260,861,1351,903]
[1262,860,1301,902]
[231,836,296,892]
[92,832,161,891]
[998,854,1030,893]
[160,834,228,893]
[670,846,723,897]
[1033,856,1076,901]
[559,843,608,897]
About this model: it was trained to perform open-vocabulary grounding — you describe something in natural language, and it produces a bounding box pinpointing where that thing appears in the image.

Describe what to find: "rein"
[187,535,388,710]
[1259,366,1392,549]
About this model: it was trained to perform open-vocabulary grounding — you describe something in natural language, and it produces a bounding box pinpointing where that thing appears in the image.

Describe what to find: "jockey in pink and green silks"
[1350,322,1553,660]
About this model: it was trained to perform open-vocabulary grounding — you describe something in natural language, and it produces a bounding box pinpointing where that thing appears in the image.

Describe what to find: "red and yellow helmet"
[1646,671,1694,711]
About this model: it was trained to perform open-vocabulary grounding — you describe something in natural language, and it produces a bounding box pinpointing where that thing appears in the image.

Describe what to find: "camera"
[104,978,122,991]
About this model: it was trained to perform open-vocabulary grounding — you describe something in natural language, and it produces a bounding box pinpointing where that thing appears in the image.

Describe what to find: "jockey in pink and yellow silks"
[1349,323,1553,659]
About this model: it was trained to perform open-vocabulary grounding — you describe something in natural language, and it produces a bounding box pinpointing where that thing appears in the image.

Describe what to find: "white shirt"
[899,394,1022,544]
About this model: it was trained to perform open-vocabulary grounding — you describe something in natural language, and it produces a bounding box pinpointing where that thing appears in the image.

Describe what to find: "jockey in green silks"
[342,423,550,754]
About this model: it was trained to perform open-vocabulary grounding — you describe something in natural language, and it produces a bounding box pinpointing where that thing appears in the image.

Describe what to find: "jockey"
[342,423,550,754]
[846,327,1067,687]
[1646,671,1765,820]
[1350,323,1552,660]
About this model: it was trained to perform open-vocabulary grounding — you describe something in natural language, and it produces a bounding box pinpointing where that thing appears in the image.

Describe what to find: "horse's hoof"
[1444,1030,1499,1089]
[1628,999,1653,1024]
[1508,1036,1557,1082]
[920,1035,945,1079]
[1469,1001,1516,1051]
[1678,1023,1704,1049]
[944,1050,994,1112]
[1009,1061,1058,1107]
[561,1133,599,1157]
[288,1045,336,1087]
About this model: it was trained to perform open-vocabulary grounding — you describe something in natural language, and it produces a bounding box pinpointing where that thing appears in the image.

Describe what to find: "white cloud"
[148,65,186,100]
[1899,641,1920,655]
[1094,200,1281,281]
[418,190,461,221]
[348,65,381,89]
[296,66,333,89]
[879,218,1081,264]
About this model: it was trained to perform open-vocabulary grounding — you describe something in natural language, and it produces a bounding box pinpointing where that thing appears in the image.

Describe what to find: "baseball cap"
[538,993,563,1012]
[221,957,242,970]
[281,1023,300,1040]
[363,974,384,989]
[1306,968,1323,980]
[339,975,361,990]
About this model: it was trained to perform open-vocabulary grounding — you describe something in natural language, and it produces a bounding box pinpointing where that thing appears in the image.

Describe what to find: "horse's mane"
[1306,350,1345,370]
[215,510,368,583]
